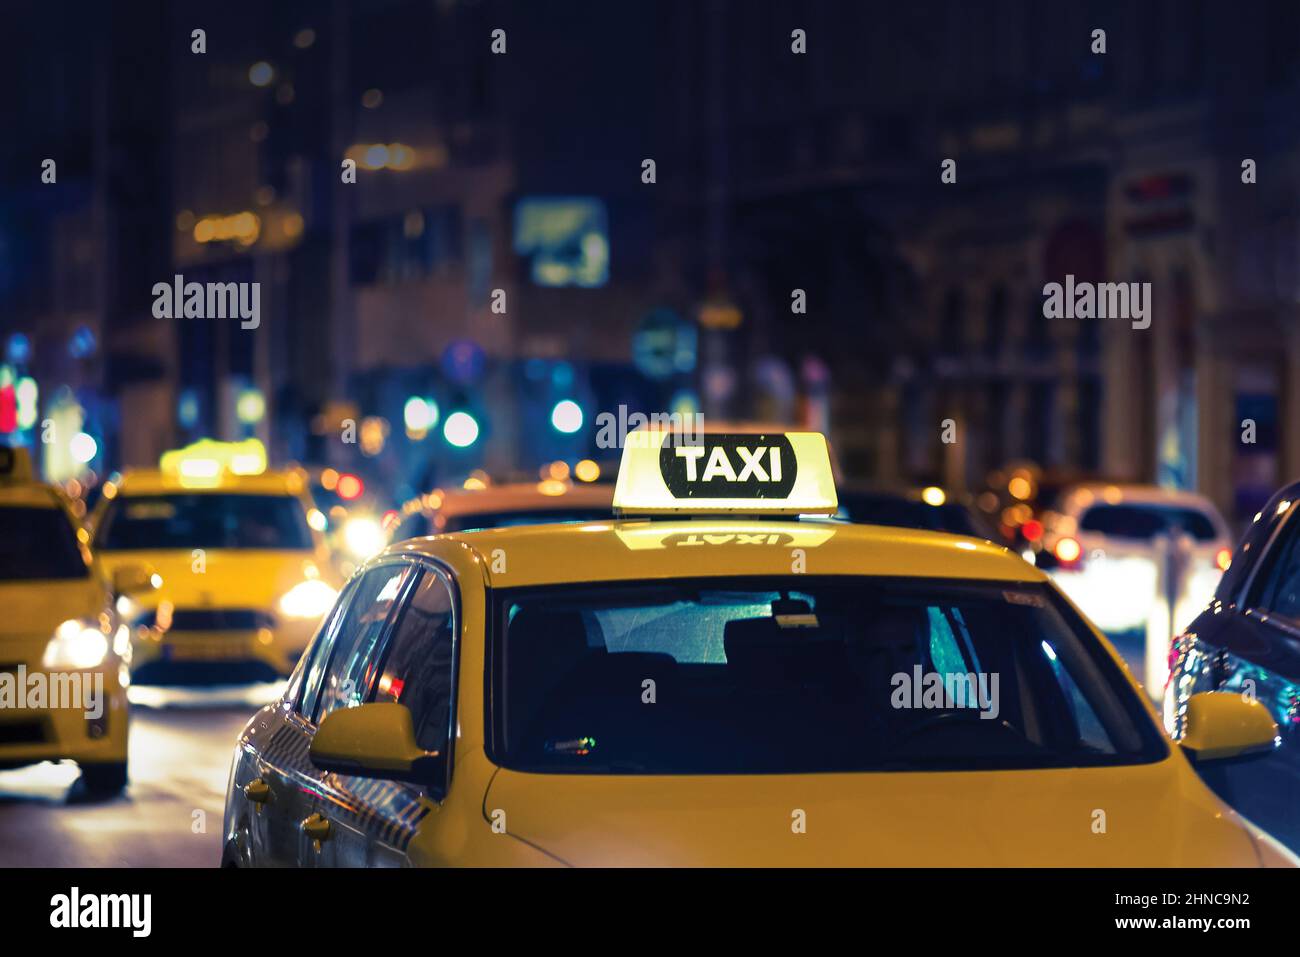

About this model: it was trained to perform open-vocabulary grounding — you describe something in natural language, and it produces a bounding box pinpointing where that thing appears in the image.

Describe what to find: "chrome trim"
[1245,606,1300,643]
[1238,499,1300,608]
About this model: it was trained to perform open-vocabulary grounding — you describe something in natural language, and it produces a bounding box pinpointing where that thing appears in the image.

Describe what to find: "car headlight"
[342,516,385,560]
[278,579,339,619]
[43,619,111,670]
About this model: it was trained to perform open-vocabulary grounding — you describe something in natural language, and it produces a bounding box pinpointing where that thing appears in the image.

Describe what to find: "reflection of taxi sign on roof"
[0,446,34,483]
[613,523,836,551]
[613,430,838,516]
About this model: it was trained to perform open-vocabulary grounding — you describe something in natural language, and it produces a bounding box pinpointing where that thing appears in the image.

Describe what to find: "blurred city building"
[3,0,1300,524]
[659,0,1300,526]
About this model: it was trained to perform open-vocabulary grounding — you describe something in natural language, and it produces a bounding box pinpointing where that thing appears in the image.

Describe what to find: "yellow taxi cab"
[0,447,133,793]
[221,430,1295,866]
[89,440,341,685]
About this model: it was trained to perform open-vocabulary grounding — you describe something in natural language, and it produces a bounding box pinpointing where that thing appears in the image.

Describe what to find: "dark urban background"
[2,0,1299,526]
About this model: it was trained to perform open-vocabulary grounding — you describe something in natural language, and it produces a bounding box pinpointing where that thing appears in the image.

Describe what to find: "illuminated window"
[513,197,609,288]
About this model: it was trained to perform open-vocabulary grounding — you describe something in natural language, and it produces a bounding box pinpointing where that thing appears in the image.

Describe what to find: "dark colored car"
[835,487,999,541]
[1166,481,1300,852]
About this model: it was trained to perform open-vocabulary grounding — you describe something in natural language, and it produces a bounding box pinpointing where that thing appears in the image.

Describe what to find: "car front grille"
[0,720,48,746]
[137,608,274,632]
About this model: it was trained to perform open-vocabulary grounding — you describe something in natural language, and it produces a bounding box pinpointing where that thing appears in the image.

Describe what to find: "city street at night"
[0,698,258,868]
[5,0,1300,939]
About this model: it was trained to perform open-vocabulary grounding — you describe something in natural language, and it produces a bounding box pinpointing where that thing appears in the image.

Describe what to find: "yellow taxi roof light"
[613,429,837,516]
[161,438,268,487]
[229,453,264,476]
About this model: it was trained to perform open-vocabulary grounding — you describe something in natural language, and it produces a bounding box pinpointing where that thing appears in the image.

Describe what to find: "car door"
[241,576,357,866]
[1188,512,1300,851]
[297,561,413,868]
[310,560,459,867]
[254,564,409,866]
[1236,520,1300,731]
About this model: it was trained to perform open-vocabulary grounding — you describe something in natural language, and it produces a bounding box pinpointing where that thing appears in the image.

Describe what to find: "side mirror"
[112,564,157,597]
[1179,692,1279,763]
[310,702,442,786]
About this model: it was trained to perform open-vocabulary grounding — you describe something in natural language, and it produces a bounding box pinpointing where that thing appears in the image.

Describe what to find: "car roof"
[111,468,307,496]
[1057,483,1221,513]
[420,481,613,519]
[385,518,1038,588]
[0,483,64,509]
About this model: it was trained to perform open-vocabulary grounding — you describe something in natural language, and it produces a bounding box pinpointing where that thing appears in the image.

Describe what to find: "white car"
[1038,484,1232,696]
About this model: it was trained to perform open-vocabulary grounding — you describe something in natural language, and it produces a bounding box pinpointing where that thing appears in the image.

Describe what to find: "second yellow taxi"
[91,440,340,685]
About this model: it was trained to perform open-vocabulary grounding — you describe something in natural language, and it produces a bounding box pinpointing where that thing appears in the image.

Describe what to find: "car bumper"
[130,618,315,685]
[0,666,129,769]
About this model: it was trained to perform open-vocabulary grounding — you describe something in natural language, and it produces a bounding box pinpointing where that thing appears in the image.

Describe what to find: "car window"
[0,505,88,580]
[312,565,411,722]
[294,578,360,719]
[96,493,313,550]
[373,567,457,757]
[836,495,988,538]
[1078,503,1217,541]
[1254,519,1300,622]
[494,577,1166,774]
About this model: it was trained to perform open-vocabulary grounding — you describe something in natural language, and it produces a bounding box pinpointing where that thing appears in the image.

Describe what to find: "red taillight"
[337,473,363,500]
[1021,519,1043,542]
[1054,536,1082,564]
[1215,547,1232,571]
[1168,634,1187,674]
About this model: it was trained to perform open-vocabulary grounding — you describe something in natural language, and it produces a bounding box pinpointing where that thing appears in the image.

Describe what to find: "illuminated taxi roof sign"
[160,438,268,488]
[613,430,837,516]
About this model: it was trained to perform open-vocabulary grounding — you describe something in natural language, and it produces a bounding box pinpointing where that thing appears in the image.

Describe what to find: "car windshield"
[96,493,313,550]
[1079,503,1217,541]
[837,494,990,538]
[0,506,88,580]
[494,577,1165,774]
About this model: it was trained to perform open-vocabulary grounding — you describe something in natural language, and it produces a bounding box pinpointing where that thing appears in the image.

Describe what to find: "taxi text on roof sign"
[613,429,838,516]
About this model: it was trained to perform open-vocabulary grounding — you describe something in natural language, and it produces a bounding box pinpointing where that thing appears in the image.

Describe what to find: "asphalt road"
[0,686,277,868]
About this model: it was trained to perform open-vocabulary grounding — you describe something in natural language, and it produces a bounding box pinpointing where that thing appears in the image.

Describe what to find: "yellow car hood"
[97,550,320,610]
[0,579,105,639]
[485,757,1263,867]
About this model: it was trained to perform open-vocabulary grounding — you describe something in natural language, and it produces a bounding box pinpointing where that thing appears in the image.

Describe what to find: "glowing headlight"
[43,619,111,670]
[278,579,339,619]
[342,516,385,560]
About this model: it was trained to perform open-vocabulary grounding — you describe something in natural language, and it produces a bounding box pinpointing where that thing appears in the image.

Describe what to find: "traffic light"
[403,396,439,434]
[443,411,480,448]
[550,399,583,434]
